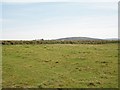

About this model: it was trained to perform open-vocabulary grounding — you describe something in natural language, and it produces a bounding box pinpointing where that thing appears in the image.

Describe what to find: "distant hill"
[104,38,119,40]
[56,37,102,41]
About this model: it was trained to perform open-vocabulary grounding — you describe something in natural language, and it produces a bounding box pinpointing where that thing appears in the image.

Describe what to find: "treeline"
[1,40,119,45]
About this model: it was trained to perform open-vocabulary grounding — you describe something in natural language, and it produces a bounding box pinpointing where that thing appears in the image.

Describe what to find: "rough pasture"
[2,44,118,88]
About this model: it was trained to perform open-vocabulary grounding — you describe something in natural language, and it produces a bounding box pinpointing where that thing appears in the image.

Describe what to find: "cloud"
[2,15,118,40]
[1,0,119,3]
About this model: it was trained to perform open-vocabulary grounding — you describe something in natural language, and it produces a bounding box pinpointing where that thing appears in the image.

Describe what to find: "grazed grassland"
[2,44,118,88]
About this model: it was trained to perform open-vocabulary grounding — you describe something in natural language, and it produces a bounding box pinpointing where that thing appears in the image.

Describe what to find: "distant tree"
[41,39,44,41]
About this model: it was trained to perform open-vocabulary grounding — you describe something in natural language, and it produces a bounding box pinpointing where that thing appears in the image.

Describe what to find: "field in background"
[2,44,118,88]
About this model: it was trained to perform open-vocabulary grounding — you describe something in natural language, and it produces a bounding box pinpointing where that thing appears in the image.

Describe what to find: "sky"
[0,0,118,40]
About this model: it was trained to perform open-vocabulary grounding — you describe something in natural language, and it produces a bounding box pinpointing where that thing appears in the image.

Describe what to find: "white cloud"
[1,0,119,3]
[2,15,118,40]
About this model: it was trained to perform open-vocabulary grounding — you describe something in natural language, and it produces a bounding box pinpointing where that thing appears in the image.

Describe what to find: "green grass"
[2,44,118,88]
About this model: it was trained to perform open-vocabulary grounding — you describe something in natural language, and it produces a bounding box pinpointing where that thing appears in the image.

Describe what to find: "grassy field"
[2,44,118,88]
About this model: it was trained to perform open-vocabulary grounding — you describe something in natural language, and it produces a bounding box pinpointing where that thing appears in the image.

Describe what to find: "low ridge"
[56,37,102,41]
